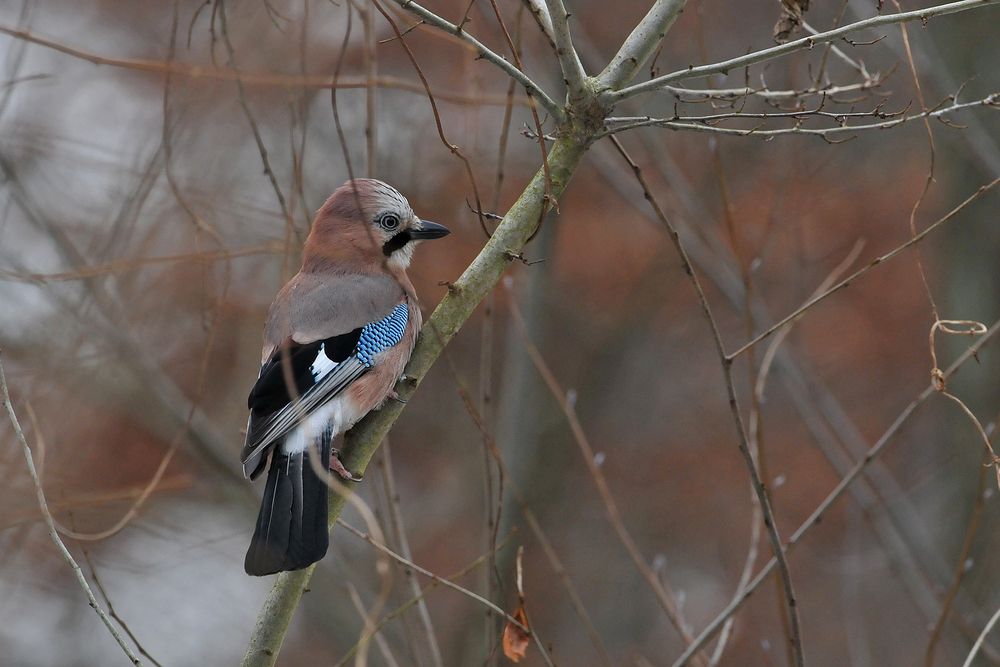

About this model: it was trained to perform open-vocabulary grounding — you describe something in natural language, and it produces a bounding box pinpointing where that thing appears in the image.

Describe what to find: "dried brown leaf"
[774,0,810,44]
[503,606,530,663]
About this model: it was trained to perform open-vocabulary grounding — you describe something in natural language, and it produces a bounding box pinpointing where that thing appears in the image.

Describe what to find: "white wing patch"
[310,343,339,379]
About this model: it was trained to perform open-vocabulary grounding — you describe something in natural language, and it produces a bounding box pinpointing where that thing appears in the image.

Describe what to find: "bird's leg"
[387,389,407,404]
[329,448,363,482]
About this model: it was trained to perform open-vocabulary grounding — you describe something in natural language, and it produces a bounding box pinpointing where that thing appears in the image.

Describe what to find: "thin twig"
[0,24,533,107]
[605,0,1000,103]
[372,0,491,238]
[925,436,994,667]
[594,92,999,139]
[347,583,401,667]
[338,520,527,633]
[1,356,144,666]
[895,0,943,328]
[485,0,552,242]
[436,339,612,667]
[379,442,445,667]
[657,78,885,103]
[216,1,293,232]
[965,604,1000,667]
[501,286,709,665]
[334,531,517,667]
[670,317,1000,666]
[386,0,563,121]
[64,504,165,667]
[609,136,805,667]
[728,176,1000,360]
[0,242,286,283]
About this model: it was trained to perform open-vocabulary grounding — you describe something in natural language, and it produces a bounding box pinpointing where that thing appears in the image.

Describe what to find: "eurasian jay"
[241,179,449,576]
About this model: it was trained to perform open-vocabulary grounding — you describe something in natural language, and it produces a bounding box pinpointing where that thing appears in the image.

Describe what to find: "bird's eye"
[380,213,400,230]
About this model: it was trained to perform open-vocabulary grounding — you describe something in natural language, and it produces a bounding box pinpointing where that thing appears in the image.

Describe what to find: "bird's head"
[304,179,450,273]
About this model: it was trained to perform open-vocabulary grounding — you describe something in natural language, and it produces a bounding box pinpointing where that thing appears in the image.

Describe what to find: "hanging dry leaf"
[503,606,530,662]
[774,0,810,44]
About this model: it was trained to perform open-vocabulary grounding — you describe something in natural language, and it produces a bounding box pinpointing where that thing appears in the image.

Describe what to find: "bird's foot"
[329,448,363,482]
[388,389,407,404]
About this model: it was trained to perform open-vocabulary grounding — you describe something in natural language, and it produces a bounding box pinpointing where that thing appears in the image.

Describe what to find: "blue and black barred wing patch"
[241,303,409,478]
[356,303,408,367]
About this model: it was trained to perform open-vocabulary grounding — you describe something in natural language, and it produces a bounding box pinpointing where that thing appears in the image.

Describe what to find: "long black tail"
[245,441,331,576]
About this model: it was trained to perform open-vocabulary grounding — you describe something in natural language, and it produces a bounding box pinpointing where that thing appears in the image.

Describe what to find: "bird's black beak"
[409,220,450,240]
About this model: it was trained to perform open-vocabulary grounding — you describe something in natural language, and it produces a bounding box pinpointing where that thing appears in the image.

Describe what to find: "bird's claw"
[388,389,407,404]
[329,448,363,482]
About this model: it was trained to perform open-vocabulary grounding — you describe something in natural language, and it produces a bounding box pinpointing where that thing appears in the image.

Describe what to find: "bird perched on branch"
[241,179,449,576]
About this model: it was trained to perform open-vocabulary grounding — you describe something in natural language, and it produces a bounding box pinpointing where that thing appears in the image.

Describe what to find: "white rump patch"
[281,395,363,455]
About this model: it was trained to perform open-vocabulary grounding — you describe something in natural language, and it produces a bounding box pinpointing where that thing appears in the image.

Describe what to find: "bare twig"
[435,339,612,666]
[333,531,517,667]
[0,242,283,283]
[1,356,144,666]
[605,0,1000,103]
[501,286,709,665]
[485,0,553,241]
[965,604,1000,667]
[595,92,1000,139]
[609,136,806,667]
[338,520,527,633]
[378,443,444,667]
[657,78,886,103]
[371,0,491,238]
[670,317,1000,666]
[728,176,1000,361]
[216,1,293,231]
[925,436,994,667]
[386,0,562,121]
[0,24,535,107]
[347,583,400,667]
[521,0,555,49]
[65,507,165,667]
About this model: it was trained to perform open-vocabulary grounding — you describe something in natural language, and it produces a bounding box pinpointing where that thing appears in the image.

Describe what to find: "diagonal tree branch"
[1,356,145,666]
[241,130,591,667]
[541,0,588,102]
[597,0,687,90]
[388,0,563,121]
[602,0,1000,104]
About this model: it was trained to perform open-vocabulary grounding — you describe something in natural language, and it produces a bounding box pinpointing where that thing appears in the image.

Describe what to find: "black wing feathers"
[243,329,364,575]
[243,327,364,480]
[248,327,363,414]
[244,439,331,576]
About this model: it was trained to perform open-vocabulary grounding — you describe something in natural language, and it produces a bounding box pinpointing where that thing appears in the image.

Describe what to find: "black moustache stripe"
[382,231,411,256]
